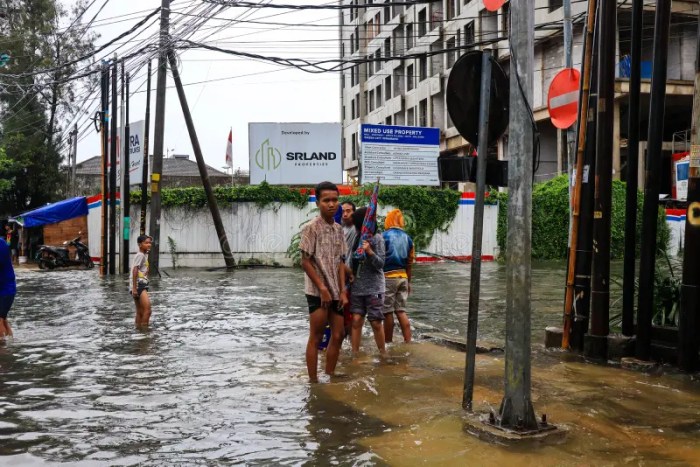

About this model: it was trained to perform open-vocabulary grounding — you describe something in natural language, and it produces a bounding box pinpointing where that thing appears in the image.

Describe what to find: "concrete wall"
[87,195,499,267]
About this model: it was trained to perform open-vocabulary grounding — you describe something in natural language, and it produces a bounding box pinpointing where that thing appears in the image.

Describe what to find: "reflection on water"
[0,263,697,465]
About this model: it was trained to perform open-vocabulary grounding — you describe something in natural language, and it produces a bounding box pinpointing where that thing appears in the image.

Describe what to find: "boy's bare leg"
[324,311,346,375]
[369,320,387,356]
[383,312,394,343]
[2,319,12,337]
[351,314,365,354]
[306,307,328,382]
[395,311,412,343]
[0,320,7,337]
[141,291,152,326]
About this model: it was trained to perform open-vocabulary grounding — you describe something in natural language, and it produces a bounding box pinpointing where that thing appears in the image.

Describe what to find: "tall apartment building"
[340,0,698,191]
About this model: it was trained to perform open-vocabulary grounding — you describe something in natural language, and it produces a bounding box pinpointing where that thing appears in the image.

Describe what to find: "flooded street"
[1,263,698,465]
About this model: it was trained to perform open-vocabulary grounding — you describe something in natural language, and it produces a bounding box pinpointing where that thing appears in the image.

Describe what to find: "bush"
[494,175,670,259]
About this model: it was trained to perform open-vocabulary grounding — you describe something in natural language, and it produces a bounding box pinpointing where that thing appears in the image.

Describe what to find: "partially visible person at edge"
[0,238,16,338]
[340,201,357,338]
[348,206,387,357]
[5,224,18,265]
[382,209,415,343]
[131,235,153,328]
[300,181,348,383]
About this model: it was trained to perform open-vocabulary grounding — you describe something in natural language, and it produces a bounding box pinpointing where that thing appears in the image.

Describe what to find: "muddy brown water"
[0,262,698,465]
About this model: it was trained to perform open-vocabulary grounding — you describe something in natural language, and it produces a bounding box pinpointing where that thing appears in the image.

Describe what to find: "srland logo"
[255,139,282,171]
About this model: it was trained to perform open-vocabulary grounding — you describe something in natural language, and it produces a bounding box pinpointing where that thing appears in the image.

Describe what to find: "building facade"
[340,0,698,191]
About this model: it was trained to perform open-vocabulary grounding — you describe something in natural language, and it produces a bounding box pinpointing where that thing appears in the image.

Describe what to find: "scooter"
[37,236,94,270]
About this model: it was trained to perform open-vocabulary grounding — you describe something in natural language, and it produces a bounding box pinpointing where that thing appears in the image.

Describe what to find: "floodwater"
[0,262,698,465]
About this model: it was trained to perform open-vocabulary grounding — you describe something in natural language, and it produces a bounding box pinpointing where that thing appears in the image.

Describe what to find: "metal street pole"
[621,0,643,337]
[587,0,616,359]
[637,0,672,361]
[563,0,575,217]
[148,0,171,273]
[109,59,118,275]
[498,0,538,430]
[140,60,152,237]
[122,69,131,275]
[71,123,78,196]
[100,64,109,276]
[678,14,700,372]
[563,0,599,348]
[168,51,236,269]
[463,49,492,412]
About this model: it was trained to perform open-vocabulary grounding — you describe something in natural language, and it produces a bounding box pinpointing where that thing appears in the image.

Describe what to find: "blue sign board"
[360,124,440,146]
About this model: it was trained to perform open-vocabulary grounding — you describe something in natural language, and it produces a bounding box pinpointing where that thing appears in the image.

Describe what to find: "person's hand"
[320,287,332,308]
[362,240,374,256]
[348,272,355,284]
[339,290,348,308]
[132,289,138,299]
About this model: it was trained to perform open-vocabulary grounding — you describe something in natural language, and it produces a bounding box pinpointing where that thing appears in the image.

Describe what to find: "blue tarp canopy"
[11,197,88,228]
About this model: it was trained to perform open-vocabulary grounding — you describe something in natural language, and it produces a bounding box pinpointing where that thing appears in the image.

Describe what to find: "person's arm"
[407,245,415,283]
[362,237,385,270]
[338,259,348,307]
[131,257,140,297]
[301,253,332,306]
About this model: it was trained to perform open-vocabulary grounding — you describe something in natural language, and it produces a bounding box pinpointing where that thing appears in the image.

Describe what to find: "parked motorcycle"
[37,236,94,270]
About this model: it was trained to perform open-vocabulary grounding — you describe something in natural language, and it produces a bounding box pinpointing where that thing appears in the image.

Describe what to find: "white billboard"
[113,120,146,186]
[248,122,342,185]
[360,124,440,186]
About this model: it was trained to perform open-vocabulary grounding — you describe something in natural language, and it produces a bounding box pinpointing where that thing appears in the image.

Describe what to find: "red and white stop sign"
[548,68,581,129]
[484,0,506,12]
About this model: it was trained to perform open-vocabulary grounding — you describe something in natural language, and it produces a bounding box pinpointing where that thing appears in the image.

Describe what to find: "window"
[342,105,346,120]
[418,9,427,37]
[407,64,414,90]
[350,34,354,54]
[406,24,413,50]
[446,37,456,68]
[385,76,392,99]
[355,95,360,117]
[351,66,355,86]
[385,115,392,125]
[369,90,374,112]
[407,106,415,126]
[419,99,428,126]
[354,27,359,51]
[384,38,391,59]
[384,5,390,23]
[419,56,428,81]
[367,19,375,42]
[351,99,356,119]
[375,49,381,73]
[548,0,563,12]
[464,21,475,48]
[393,67,402,95]
[501,2,510,36]
[376,85,382,108]
[446,0,454,20]
[352,136,357,161]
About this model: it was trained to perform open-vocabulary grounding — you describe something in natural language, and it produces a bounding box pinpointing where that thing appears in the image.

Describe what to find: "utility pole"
[571,11,601,352]
[168,51,236,269]
[498,0,538,430]
[563,0,575,191]
[637,0,672,361]
[109,59,118,275]
[70,123,78,196]
[587,0,616,360]
[141,60,152,236]
[678,14,700,372]
[463,49,492,412]
[148,0,171,273]
[622,0,643,337]
[122,68,131,275]
[562,0,599,349]
[100,63,109,276]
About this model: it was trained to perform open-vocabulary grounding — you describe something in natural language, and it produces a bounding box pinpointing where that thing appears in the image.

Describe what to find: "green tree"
[0,0,96,216]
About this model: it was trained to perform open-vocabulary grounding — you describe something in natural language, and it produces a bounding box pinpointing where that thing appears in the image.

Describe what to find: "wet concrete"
[0,263,698,465]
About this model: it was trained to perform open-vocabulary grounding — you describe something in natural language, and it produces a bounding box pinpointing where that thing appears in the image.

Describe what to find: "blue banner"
[360,124,440,146]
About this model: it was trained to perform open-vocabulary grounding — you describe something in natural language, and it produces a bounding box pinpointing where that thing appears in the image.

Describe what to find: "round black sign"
[446,51,509,147]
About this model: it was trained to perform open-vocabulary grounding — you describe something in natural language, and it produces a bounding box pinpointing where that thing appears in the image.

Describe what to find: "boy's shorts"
[131,284,149,300]
[306,294,343,316]
[383,277,409,314]
[0,295,15,319]
[350,294,384,322]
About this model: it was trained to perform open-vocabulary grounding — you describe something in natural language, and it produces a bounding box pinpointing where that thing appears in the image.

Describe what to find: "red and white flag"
[225,128,233,167]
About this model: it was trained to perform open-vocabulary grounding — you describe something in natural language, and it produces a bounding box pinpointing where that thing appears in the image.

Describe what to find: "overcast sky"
[72,0,341,175]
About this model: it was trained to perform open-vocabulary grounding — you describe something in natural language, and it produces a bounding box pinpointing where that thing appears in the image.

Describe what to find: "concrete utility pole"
[148,0,171,274]
[636,0,672,361]
[109,59,118,276]
[122,68,131,275]
[70,123,78,196]
[678,13,700,372]
[498,0,538,430]
[587,0,616,360]
[100,63,109,276]
[463,49,492,412]
[168,51,236,269]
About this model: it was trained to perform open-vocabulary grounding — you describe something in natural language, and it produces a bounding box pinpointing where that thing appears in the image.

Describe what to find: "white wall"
[88,197,499,267]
